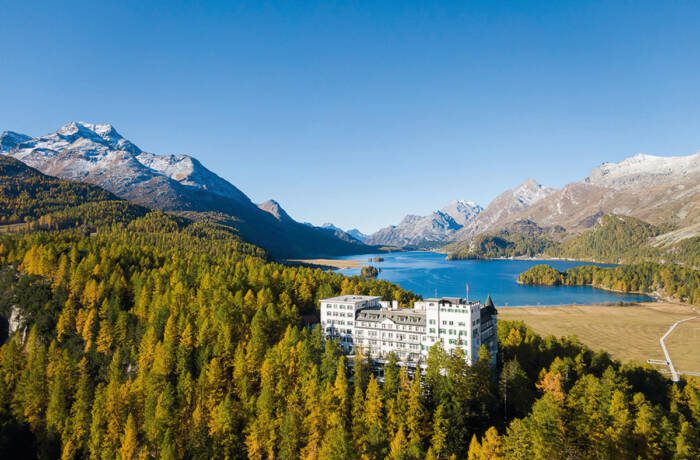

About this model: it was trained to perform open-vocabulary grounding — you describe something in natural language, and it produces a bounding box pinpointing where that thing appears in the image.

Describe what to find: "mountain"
[446,219,565,260]
[0,154,154,233]
[0,131,31,152]
[451,179,556,240]
[451,152,700,244]
[258,199,294,223]
[1,122,372,258]
[366,200,483,248]
[587,153,700,189]
[511,152,700,232]
[346,228,369,242]
[440,200,483,226]
[445,151,700,262]
[317,223,365,244]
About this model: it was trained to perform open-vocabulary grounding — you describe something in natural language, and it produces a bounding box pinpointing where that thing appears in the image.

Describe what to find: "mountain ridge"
[365,201,483,248]
[1,122,372,258]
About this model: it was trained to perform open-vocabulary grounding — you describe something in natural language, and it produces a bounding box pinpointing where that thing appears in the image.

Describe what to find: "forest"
[0,156,698,459]
[1,218,698,459]
[448,215,700,269]
[518,263,700,306]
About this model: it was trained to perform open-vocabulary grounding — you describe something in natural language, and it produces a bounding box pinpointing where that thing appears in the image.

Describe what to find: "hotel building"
[320,295,498,365]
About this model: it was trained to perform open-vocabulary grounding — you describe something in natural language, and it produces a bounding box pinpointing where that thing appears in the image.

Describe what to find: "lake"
[334,251,653,306]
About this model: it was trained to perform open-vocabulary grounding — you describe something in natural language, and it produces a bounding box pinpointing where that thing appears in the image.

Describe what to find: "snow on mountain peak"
[512,179,555,206]
[1,122,249,203]
[440,199,483,226]
[587,151,700,188]
[0,131,32,153]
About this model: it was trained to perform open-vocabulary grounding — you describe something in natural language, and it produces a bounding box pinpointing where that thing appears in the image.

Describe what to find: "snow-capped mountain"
[366,201,482,248]
[587,152,700,189]
[451,179,556,240]
[440,200,483,226]
[346,228,369,243]
[517,151,700,230]
[451,151,700,243]
[1,122,250,205]
[0,131,31,152]
[1,122,371,258]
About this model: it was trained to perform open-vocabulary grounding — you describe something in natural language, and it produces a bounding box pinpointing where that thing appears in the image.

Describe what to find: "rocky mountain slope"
[365,200,483,248]
[448,152,700,245]
[508,152,700,233]
[1,122,370,258]
[346,228,369,242]
[451,179,557,241]
[446,151,700,262]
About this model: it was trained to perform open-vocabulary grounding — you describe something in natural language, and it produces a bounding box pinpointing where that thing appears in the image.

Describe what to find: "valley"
[4,3,700,458]
[499,302,700,371]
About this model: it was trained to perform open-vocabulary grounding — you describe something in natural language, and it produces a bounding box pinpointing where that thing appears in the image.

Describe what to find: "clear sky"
[2,1,700,233]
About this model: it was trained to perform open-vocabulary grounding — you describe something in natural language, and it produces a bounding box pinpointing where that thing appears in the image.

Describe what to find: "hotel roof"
[356,308,426,326]
[321,295,382,303]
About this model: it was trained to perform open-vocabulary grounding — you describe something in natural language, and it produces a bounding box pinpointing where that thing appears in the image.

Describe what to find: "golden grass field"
[288,258,361,269]
[499,302,700,372]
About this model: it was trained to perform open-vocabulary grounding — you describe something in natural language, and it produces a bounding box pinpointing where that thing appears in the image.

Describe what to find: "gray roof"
[356,308,426,326]
[321,295,382,303]
[422,297,480,306]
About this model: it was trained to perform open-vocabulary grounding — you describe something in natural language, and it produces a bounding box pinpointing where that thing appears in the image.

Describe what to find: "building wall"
[320,296,497,366]
[320,296,381,351]
[420,300,480,364]
[355,316,424,362]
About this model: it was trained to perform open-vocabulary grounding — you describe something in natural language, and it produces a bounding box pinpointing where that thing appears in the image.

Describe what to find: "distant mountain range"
[363,200,483,248]
[446,151,700,261]
[473,152,700,236]
[0,122,371,258]
[3,121,698,260]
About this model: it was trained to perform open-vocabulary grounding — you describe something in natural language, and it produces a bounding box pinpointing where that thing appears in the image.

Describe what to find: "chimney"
[392,300,398,310]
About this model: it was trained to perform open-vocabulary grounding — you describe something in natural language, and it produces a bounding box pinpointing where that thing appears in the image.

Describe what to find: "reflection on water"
[335,251,653,307]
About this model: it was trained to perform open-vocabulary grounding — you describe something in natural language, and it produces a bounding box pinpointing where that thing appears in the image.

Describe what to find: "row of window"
[360,339,421,351]
[322,320,353,327]
[427,327,470,336]
[326,311,353,318]
[357,321,424,332]
[323,303,353,310]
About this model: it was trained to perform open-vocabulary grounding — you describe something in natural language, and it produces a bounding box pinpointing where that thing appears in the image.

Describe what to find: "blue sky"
[2,1,700,233]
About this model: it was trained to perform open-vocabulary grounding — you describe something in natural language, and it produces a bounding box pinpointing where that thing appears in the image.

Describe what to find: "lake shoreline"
[287,258,362,269]
[295,251,654,306]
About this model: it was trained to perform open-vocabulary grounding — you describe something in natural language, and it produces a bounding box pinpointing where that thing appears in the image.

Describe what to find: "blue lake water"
[334,251,653,307]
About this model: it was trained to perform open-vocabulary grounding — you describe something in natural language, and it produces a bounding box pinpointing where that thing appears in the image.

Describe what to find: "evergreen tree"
[363,375,387,459]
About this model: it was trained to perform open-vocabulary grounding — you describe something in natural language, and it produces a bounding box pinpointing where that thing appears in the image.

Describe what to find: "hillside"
[451,180,556,240]
[487,152,700,235]
[448,213,700,267]
[0,156,152,231]
[0,133,697,460]
[446,219,564,260]
[444,152,700,267]
[517,262,700,305]
[366,200,482,248]
[1,123,372,258]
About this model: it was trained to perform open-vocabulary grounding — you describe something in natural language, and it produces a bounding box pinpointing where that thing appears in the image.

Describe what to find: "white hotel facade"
[320,295,498,365]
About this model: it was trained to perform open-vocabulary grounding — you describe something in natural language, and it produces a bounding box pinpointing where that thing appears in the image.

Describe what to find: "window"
[428,319,436,325]
[439,328,446,334]
[429,328,436,334]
